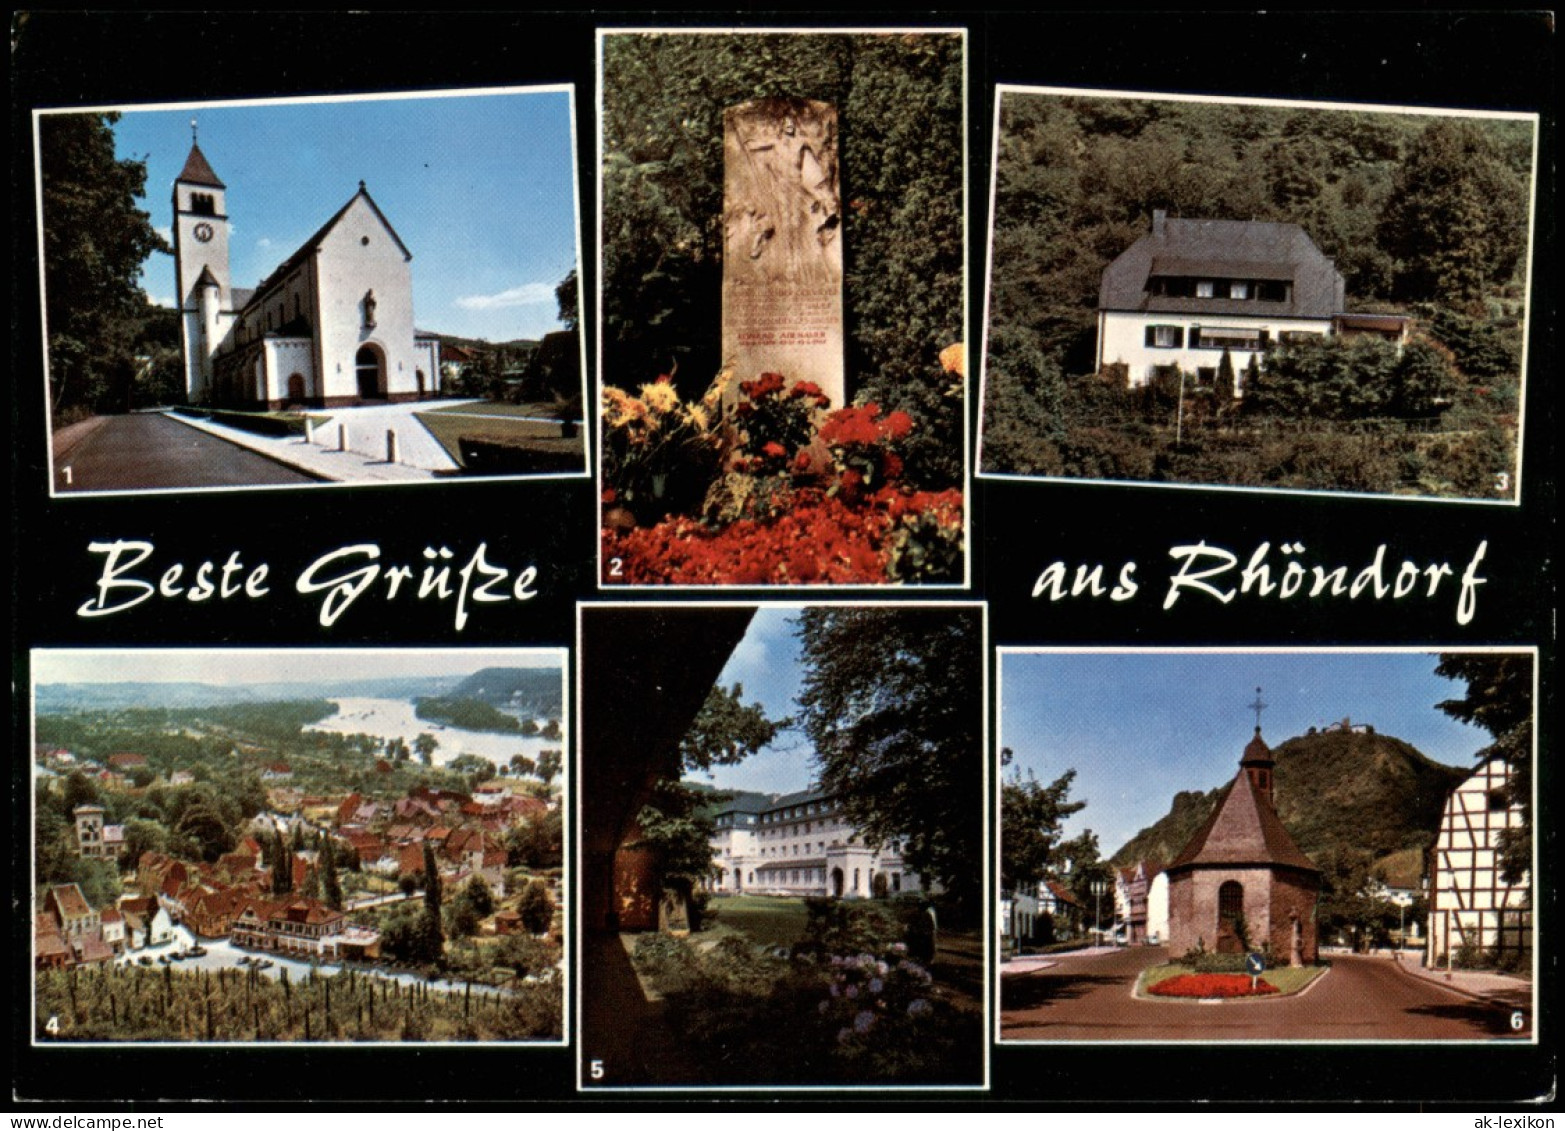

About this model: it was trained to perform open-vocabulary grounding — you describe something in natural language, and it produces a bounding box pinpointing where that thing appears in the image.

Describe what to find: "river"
[305,697,559,769]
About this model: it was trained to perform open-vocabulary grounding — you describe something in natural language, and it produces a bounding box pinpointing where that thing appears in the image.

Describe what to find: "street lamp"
[1091,879,1109,945]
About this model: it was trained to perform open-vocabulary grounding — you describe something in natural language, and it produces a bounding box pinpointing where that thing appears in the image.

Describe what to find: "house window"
[1229,282,1250,300]
[1145,324,1184,349]
[1258,280,1290,303]
[1195,281,1215,298]
[1191,327,1262,351]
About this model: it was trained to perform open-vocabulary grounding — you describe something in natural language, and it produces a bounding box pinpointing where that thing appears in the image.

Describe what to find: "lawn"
[705,894,812,948]
[414,405,585,474]
[1138,962,1326,998]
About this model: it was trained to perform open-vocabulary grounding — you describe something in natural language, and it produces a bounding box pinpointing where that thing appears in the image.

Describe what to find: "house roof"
[177,143,226,189]
[1166,754,1319,875]
[1100,214,1344,320]
[49,884,94,921]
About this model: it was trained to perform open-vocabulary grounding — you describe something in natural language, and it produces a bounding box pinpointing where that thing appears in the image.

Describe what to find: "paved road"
[1001,946,1530,1041]
[55,413,320,492]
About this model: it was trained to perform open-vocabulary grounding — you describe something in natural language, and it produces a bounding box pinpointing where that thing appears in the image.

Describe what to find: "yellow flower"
[688,404,710,431]
[603,386,648,430]
[639,381,681,416]
[939,342,965,379]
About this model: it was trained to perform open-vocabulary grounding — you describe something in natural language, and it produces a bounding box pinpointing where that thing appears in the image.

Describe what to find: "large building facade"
[706,788,925,900]
[173,138,439,409]
[1165,728,1320,966]
[1424,757,1531,968]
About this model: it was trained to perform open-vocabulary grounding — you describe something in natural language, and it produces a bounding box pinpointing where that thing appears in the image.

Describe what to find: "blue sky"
[98,89,579,342]
[687,607,821,797]
[1000,651,1513,856]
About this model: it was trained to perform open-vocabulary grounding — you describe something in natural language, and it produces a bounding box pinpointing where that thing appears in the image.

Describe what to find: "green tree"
[1377,119,1529,305]
[447,876,494,937]
[555,268,579,333]
[680,683,786,771]
[319,835,344,911]
[413,733,440,766]
[999,750,1085,893]
[536,749,562,786]
[518,879,555,936]
[38,112,171,417]
[795,607,982,914]
[269,828,293,896]
[505,809,563,871]
[1436,653,1533,883]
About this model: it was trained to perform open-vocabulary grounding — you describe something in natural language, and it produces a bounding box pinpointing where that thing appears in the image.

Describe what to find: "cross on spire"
[1249,686,1267,731]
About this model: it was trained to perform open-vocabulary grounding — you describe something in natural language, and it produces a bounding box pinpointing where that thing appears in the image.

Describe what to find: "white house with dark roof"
[1096,211,1350,394]
[174,137,439,408]
[705,787,925,899]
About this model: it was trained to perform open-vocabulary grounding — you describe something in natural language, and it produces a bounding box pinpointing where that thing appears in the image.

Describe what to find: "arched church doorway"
[356,346,386,400]
[1217,880,1245,954]
[872,873,889,899]
[831,868,844,898]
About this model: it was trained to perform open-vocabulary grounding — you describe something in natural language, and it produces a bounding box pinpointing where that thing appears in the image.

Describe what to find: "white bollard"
[305,418,314,446]
[339,423,348,452]
[386,429,398,465]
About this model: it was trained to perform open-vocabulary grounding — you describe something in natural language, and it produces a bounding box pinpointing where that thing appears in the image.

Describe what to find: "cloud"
[454,282,554,311]
[155,225,172,244]
[256,236,275,249]
[143,290,174,309]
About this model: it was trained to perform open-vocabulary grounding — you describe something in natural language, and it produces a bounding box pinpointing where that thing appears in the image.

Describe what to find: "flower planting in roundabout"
[601,357,965,586]
[1146,972,1280,999]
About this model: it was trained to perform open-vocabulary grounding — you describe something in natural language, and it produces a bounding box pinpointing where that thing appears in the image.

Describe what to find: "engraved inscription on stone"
[722,97,846,409]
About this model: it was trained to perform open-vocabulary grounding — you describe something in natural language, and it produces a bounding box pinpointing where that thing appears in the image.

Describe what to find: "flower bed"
[601,364,965,584]
[1147,973,1278,998]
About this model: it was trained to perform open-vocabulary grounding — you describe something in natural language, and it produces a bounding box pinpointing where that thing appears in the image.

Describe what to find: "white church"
[173,134,440,408]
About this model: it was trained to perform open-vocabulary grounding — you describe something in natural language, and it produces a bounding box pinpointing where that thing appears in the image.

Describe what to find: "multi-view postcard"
[596,29,969,587]
[978,87,1539,504]
[578,603,987,1089]
[36,88,587,497]
[30,649,567,1045]
[997,648,1536,1043]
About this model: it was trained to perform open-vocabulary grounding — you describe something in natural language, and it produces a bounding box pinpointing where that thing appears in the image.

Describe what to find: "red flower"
[762,441,787,460]
[1148,974,1279,998]
[601,487,617,504]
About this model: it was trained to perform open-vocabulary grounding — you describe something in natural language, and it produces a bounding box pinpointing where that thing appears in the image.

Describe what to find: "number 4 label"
[45,1015,60,1035]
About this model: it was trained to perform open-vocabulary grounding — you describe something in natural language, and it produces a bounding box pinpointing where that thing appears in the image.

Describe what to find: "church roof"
[241,183,412,316]
[1166,760,1319,875]
[178,143,226,189]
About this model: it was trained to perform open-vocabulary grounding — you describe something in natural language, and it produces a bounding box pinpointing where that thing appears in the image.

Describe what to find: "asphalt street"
[55,413,320,492]
[1001,945,1530,1041]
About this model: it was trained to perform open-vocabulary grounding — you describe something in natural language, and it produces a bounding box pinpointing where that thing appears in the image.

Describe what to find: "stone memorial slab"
[722,97,845,410]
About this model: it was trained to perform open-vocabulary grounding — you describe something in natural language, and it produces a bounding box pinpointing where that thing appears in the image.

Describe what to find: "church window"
[191,192,215,216]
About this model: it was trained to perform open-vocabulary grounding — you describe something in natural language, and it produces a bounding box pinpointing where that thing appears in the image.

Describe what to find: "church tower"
[173,126,231,402]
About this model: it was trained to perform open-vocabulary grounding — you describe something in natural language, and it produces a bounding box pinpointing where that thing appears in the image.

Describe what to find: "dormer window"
[1229,281,1250,299]
[1195,280,1215,298]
